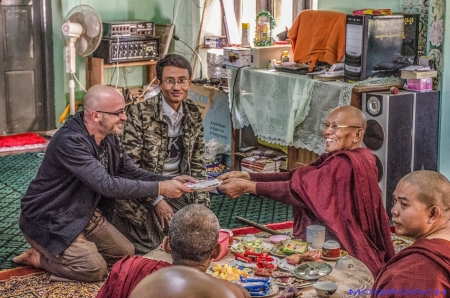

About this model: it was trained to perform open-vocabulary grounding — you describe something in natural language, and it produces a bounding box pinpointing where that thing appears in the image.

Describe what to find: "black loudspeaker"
[362,90,440,218]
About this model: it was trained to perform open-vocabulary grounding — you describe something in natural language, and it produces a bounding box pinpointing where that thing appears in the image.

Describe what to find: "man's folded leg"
[20,233,107,282]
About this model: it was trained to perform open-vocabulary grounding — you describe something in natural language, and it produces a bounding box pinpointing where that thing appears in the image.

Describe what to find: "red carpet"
[0,266,44,281]
[0,133,46,148]
[232,221,293,236]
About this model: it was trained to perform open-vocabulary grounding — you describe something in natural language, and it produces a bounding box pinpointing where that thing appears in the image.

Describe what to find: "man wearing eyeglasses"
[218,105,395,277]
[13,85,195,282]
[113,54,209,254]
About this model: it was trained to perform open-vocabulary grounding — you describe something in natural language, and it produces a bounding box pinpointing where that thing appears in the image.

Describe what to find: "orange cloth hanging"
[289,10,347,71]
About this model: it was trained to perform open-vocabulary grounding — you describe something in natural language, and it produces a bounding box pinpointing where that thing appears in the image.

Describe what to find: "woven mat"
[0,229,414,297]
[0,268,103,298]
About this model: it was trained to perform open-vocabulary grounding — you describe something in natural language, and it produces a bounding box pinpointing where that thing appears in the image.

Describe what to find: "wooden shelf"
[85,57,157,90]
[101,60,157,68]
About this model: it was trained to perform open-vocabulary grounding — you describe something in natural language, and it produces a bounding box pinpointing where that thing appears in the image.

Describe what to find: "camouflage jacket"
[120,92,209,207]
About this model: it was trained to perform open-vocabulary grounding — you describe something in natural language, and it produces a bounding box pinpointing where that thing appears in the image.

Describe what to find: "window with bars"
[230,0,317,44]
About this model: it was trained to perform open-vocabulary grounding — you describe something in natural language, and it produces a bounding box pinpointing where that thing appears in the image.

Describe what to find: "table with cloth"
[144,235,374,297]
[228,67,403,155]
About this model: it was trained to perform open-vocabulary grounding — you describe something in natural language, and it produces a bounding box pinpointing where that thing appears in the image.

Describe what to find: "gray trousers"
[24,210,134,282]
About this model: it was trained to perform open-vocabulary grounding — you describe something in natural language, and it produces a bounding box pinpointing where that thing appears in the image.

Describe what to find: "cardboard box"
[250,45,293,69]
[223,47,252,67]
[188,84,231,146]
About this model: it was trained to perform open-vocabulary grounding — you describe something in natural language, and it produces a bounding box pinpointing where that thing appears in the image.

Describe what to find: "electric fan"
[62,5,102,115]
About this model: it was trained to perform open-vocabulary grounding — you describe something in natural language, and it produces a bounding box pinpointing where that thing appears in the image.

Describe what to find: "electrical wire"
[115,35,120,89]
[134,77,158,102]
[72,72,86,92]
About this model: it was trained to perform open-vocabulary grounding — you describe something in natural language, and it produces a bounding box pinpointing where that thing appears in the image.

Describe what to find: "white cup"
[306,225,326,248]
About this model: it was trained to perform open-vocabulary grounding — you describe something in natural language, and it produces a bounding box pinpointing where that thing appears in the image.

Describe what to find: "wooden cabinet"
[85,57,157,90]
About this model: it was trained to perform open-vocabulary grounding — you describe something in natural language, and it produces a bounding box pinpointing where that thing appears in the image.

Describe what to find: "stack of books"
[241,156,286,173]
[400,66,437,79]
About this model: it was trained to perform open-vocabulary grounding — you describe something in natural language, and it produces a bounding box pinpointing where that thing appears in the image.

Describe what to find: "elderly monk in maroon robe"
[97,205,249,298]
[219,106,395,276]
[372,171,450,297]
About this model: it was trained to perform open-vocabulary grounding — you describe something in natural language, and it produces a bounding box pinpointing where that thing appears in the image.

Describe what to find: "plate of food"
[257,284,279,297]
[231,239,273,254]
[207,263,253,281]
[244,283,279,297]
[292,278,316,289]
[230,256,281,268]
[269,244,287,257]
[273,277,316,289]
[270,242,315,259]
[185,179,221,192]
[277,258,296,272]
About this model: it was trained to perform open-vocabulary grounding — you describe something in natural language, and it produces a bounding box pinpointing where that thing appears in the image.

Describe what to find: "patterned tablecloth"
[144,236,374,298]
[228,67,403,154]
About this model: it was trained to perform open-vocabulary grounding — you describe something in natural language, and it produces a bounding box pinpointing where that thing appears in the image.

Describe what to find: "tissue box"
[407,78,432,92]
[223,47,251,67]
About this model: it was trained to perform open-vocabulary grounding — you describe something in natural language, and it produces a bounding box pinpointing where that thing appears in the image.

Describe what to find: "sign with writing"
[188,85,231,146]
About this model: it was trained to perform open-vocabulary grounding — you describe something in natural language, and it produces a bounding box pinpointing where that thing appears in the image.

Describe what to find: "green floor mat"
[0,152,293,270]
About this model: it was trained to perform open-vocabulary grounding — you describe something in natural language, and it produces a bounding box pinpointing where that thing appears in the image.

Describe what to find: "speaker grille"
[363,119,384,151]
[374,154,384,182]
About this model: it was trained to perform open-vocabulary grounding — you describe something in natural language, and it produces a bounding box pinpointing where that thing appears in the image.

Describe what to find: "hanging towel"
[289,10,347,71]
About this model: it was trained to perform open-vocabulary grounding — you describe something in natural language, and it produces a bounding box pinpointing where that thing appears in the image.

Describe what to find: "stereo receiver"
[102,20,155,38]
[93,37,160,63]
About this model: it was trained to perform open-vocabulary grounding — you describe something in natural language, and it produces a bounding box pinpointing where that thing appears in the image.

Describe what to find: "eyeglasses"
[96,110,126,117]
[162,78,190,88]
[321,122,361,130]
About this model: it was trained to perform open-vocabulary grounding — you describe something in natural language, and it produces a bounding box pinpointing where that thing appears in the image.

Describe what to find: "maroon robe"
[372,238,450,297]
[96,255,171,298]
[251,148,395,276]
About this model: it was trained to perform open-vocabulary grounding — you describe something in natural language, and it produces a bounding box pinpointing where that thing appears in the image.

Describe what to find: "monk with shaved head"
[97,205,250,298]
[372,170,450,297]
[130,266,241,298]
[219,105,395,276]
[14,85,195,282]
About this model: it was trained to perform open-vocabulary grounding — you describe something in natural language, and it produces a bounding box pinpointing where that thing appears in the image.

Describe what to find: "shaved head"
[130,266,238,298]
[83,85,123,111]
[400,170,450,211]
[329,105,367,130]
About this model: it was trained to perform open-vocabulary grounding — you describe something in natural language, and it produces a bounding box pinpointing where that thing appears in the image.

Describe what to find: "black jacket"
[19,112,170,256]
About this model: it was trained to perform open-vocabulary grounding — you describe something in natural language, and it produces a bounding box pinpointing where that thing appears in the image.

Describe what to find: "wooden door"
[0,0,54,134]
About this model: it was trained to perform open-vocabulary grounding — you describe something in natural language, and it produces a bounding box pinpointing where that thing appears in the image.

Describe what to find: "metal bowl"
[292,262,333,280]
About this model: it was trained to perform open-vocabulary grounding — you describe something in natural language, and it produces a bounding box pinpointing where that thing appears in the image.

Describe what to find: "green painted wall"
[439,3,450,179]
[50,0,450,177]
[51,0,198,127]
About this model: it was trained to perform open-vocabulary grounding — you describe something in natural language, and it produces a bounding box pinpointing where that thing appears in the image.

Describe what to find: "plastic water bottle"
[241,23,251,47]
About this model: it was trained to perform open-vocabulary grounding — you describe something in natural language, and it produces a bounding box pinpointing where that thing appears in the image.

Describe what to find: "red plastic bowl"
[213,231,230,261]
